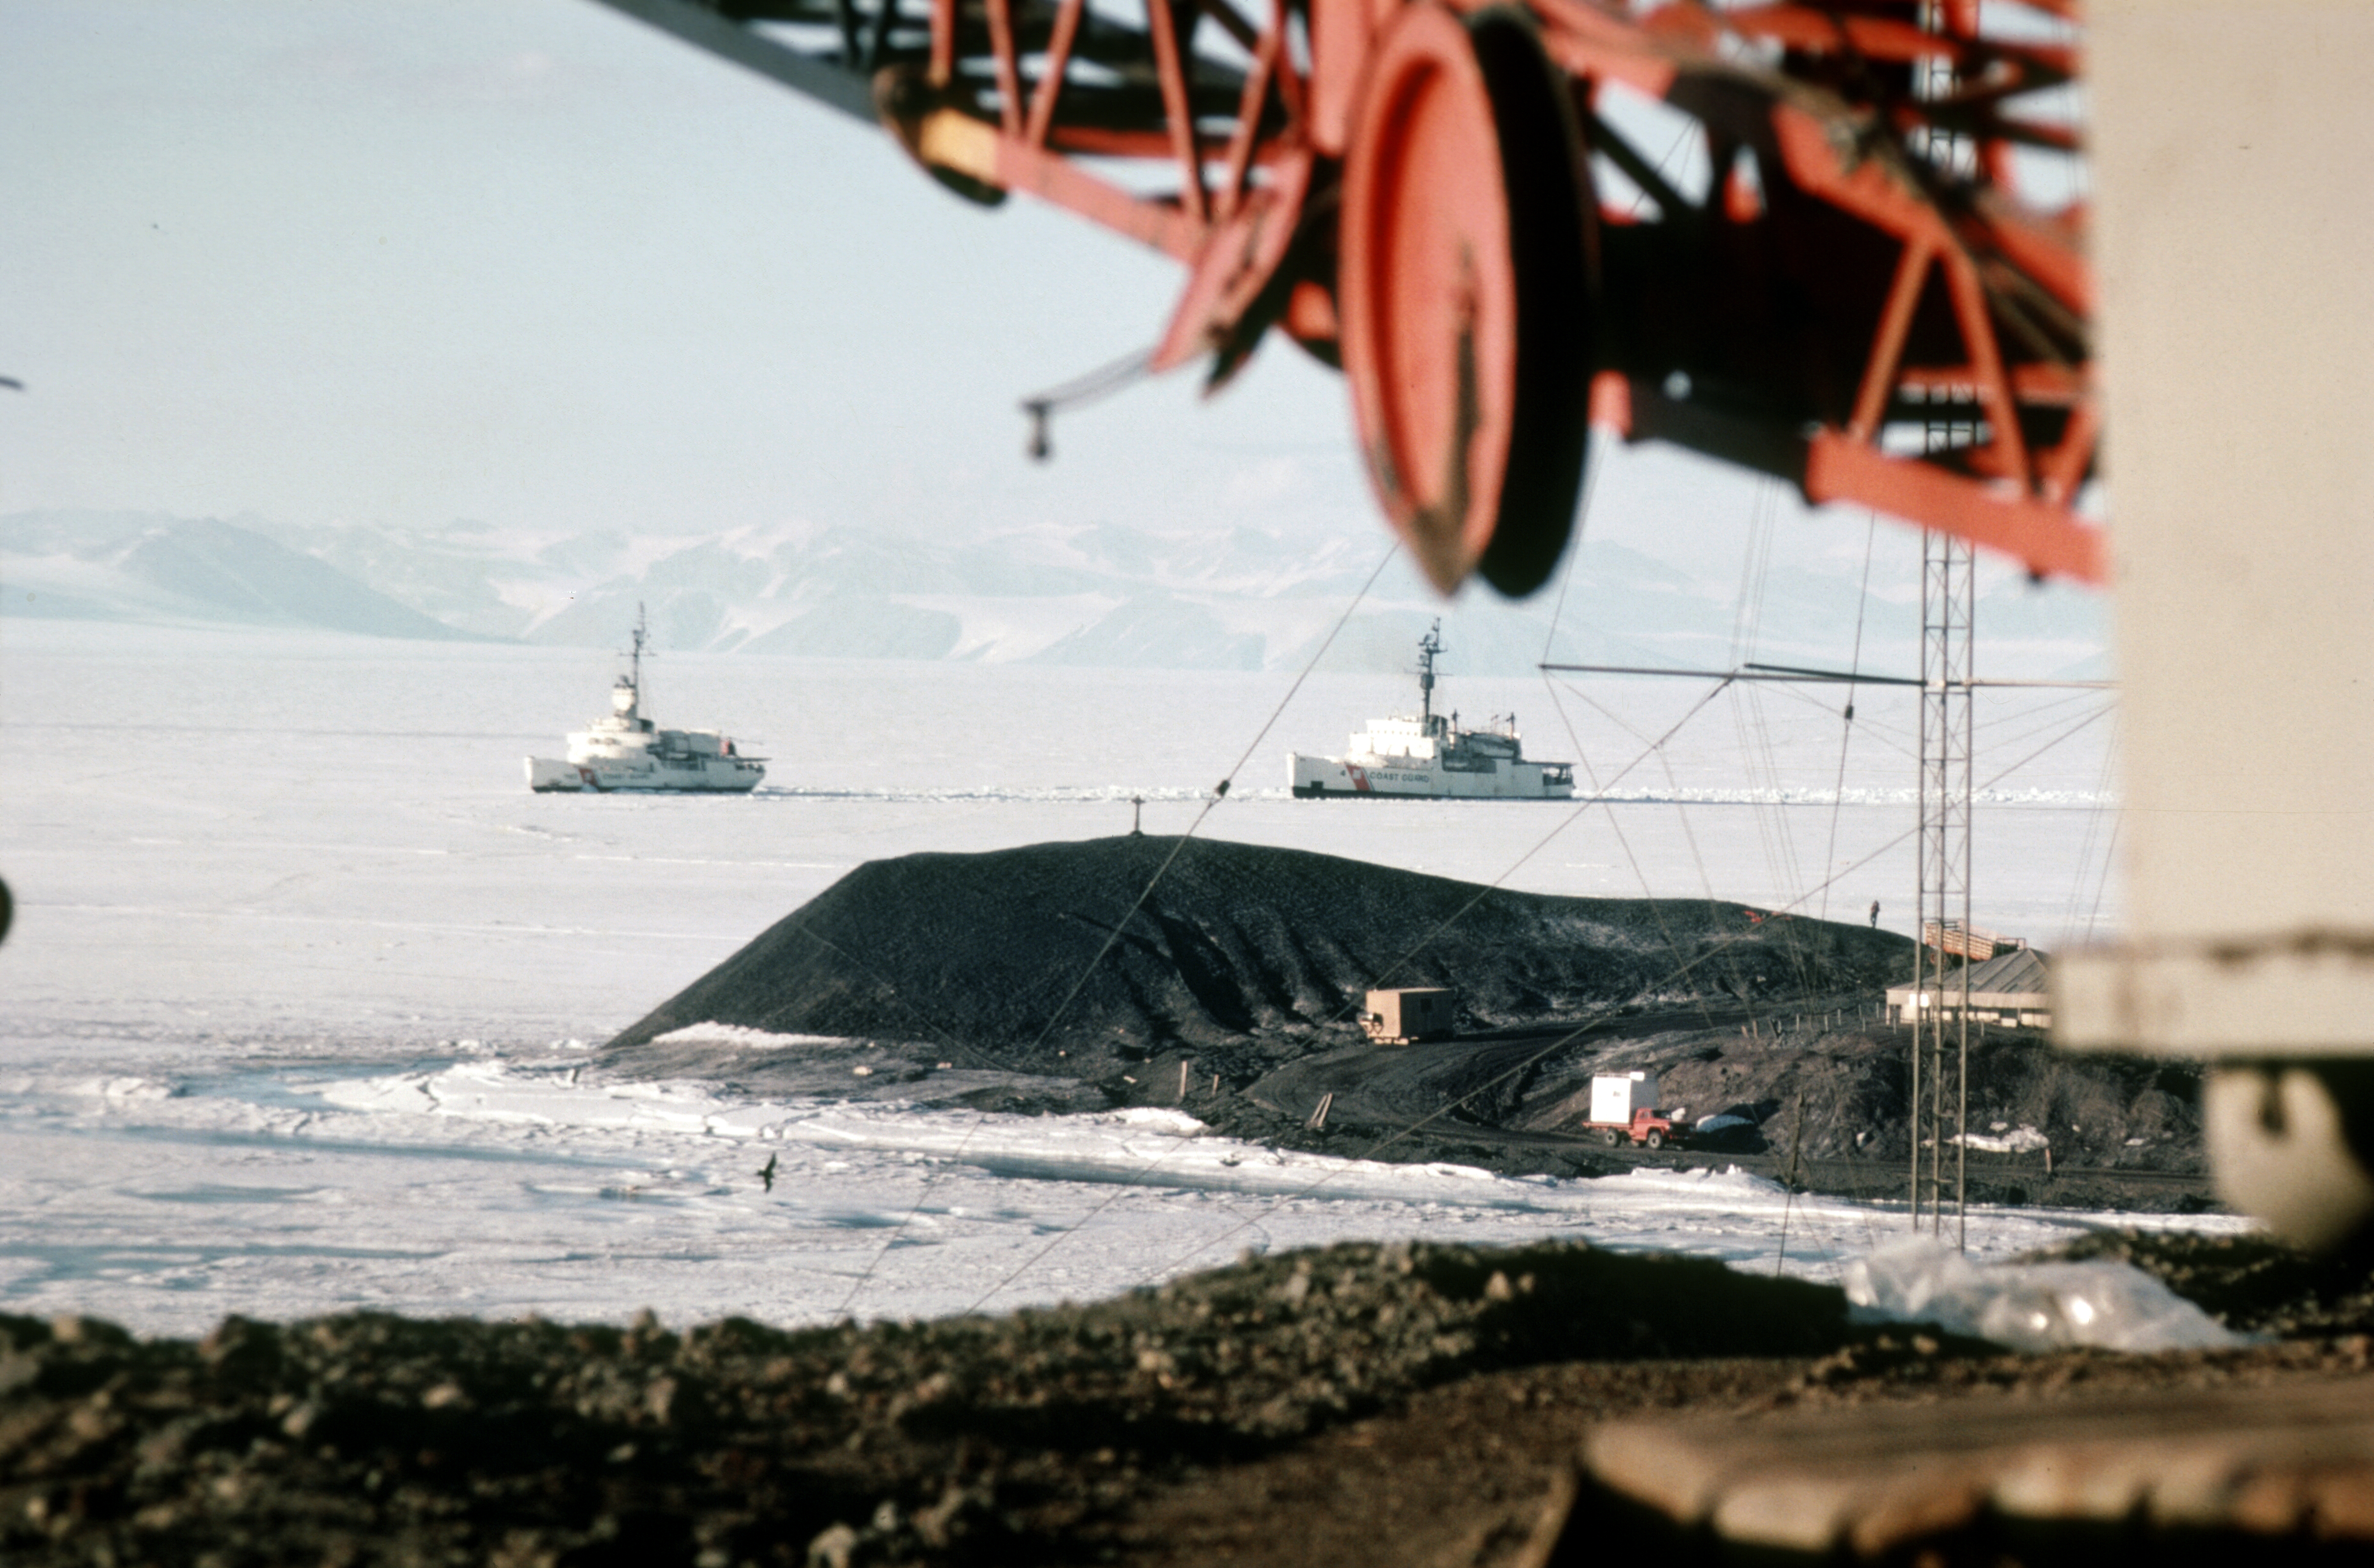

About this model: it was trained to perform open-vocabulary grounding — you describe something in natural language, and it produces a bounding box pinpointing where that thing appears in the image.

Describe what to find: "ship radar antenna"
[1416,619,1444,729]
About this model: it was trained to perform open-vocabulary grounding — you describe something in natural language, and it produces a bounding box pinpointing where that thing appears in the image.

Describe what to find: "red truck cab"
[1589,1107,1684,1149]
[1582,1072,1685,1149]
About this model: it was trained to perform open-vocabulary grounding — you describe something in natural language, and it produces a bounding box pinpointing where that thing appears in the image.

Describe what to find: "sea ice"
[0,1050,2251,1337]
[0,623,2169,1337]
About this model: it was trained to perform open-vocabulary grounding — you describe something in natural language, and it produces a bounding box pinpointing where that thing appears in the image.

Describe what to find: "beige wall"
[2058,2,2374,1054]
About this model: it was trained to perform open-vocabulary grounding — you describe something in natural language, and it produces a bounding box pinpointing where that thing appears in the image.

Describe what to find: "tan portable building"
[1361,987,1455,1044]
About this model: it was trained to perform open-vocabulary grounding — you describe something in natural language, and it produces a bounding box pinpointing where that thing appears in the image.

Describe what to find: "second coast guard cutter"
[525,607,765,793]
[1289,623,1574,800]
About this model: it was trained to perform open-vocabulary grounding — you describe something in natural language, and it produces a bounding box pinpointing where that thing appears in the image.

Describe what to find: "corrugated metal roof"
[1885,947,2052,1006]
[1960,947,2050,995]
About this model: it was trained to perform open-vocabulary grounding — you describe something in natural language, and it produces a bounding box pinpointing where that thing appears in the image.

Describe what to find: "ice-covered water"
[0,621,2185,1335]
[0,1050,2243,1339]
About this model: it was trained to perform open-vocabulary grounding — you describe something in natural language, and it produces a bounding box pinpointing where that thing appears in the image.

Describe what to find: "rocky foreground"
[6,1233,2374,1567]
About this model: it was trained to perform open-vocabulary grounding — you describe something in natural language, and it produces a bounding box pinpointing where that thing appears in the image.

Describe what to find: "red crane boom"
[594,0,2097,597]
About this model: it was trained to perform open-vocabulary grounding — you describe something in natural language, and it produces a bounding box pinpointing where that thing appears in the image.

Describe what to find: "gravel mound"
[593,838,2208,1212]
[603,835,1911,1075]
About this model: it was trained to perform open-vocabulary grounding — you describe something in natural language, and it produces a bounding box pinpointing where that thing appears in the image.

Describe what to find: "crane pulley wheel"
[1338,4,1592,597]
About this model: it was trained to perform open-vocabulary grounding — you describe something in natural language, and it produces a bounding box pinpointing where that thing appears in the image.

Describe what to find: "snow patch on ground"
[0,1050,2249,1339]
[1110,1107,1209,1136]
[648,1024,873,1051]
[1956,1124,2053,1154]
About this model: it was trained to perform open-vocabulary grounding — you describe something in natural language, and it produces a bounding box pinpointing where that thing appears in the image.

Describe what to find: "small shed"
[1361,987,1455,1044]
[1887,947,2053,1029]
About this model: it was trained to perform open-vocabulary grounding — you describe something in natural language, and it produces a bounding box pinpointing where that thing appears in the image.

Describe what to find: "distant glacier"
[0,507,2110,679]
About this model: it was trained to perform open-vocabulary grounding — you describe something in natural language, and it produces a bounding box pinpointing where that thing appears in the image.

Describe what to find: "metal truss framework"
[1911,525,1975,1238]
[592,0,2099,597]
[1910,14,1973,1243]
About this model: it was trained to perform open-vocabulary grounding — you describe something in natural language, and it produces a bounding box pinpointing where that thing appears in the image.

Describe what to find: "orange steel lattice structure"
[596,0,2097,597]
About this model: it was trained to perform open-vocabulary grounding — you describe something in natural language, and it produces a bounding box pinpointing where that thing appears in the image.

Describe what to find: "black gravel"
[602,835,1913,1073]
[597,837,2212,1212]
[0,1241,1856,1568]
[14,1233,2368,1566]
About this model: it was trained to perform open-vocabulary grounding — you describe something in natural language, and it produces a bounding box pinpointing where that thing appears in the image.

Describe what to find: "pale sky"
[0,0,2085,623]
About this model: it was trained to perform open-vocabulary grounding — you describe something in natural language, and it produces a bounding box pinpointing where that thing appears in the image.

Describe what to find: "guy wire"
[1529,416,1754,1019]
[1147,815,1944,1281]
[755,926,1005,1324]
[1021,539,1399,1058]
[968,677,1737,1314]
[1134,687,2124,1287]
[1326,677,1735,1013]
[1818,515,1880,923]
[841,539,1399,1319]
[1538,428,1604,665]
[1541,675,1753,1032]
[2082,814,2122,940]
[2055,709,2121,940]
[957,529,2115,1313]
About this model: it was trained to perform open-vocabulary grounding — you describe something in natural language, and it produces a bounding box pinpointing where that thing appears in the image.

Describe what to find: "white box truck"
[1580,1072,1685,1149]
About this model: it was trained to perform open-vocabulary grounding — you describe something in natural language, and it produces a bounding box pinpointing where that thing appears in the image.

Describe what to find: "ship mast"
[611,602,651,726]
[1416,620,1443,733]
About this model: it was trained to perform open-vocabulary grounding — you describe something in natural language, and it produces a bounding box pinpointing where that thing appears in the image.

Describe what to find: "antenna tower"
[1910,5,1977,1242]
[1912,531,1977,1239]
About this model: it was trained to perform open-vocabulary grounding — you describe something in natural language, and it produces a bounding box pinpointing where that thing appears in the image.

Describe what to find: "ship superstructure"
[525,607,765,793]
[1289,623,1574,800]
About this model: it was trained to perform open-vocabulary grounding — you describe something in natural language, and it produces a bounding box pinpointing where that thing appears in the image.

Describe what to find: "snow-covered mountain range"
[0,508,2106,678]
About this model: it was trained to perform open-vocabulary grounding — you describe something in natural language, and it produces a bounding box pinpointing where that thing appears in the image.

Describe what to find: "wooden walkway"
[1581,1372,2374,1557]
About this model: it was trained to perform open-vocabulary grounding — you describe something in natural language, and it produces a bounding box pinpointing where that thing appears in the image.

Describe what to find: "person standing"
[1868,899,1881,928]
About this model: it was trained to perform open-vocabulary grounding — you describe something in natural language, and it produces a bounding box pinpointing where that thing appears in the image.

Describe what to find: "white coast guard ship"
[1289,623,1574,800]
[525,608,765,793]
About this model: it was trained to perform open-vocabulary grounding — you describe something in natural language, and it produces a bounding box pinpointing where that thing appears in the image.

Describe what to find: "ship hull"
[525,755,763,794]
[1287,752,1572,800]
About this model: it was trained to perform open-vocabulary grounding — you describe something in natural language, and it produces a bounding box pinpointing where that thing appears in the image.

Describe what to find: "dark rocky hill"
[603,835,1913,1074]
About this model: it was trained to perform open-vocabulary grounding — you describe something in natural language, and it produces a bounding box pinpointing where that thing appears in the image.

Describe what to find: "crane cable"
[1541,676,1764,1032]
[965,675,1737,1314]
[1539,420,1767,1032]
[1817,515,1881,923]
[957,565,2113,1309]
[1129,696,2123,1285]
[1016,539,1401,1059]
[834,539,1400,1318]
